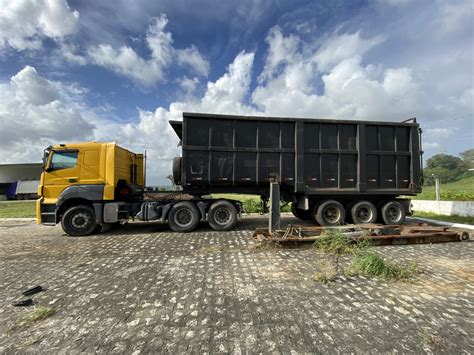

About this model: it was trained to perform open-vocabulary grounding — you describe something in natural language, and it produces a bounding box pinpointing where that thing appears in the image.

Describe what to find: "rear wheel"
[168,201,200,232]
[291,203,312,220]
[351,201,377,224]
[208,200,238,231]
[61,205,98,236]
[380,200,406,225]
[315,200,346,226]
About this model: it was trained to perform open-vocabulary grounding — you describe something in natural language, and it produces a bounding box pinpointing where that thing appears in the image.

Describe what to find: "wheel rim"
[175,208,192,227]
[324,206,341,223]
[357,206,373,223]
[387,206,401,223]
[214,207,231,226]
[71,212,92,230]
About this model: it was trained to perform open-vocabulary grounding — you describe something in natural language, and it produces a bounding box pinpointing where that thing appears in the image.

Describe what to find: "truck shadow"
[101,216,314,236]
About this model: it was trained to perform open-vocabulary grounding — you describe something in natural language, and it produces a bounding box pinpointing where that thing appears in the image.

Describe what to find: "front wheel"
[208,200,238,231]
[61,205,98,236]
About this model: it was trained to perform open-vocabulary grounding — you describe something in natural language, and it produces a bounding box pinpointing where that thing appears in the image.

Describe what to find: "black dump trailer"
[170,112,423,226]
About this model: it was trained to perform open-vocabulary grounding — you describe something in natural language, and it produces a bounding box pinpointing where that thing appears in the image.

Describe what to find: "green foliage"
[413,176,474,201]
[351,252,418,280]
[212,194,291,214]
[0,200,36,218]
[460,148,474,168]
[24,306,55,324]
[313,229,369,255]
[8,306,55,334]
[413,212,474,225]
[313,230,418,284]
[423,153,470,186]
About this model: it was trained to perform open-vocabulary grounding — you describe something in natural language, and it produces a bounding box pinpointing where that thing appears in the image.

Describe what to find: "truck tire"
[61,205,98,236]
[315,200,345,226]
[380,200,406,225]
[291,203,311,220]
[172,157,182,185]
[168,201,200,232]
[208,200,237,231]
[351,201,377,224]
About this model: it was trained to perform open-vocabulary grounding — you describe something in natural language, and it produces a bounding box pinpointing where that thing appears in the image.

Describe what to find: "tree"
[460,149,474,169]
[423,154,469,185]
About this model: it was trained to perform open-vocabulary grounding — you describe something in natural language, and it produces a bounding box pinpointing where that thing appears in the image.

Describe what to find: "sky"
[0,0,472,185]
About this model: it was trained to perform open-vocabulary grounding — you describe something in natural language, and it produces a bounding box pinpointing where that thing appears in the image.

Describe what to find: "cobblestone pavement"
[0,216,473,353]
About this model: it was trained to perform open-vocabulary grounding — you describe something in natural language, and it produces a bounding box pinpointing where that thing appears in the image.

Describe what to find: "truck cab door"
[42,150,80,201]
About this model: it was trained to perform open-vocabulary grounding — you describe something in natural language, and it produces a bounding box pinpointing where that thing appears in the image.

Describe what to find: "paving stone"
[0,216,473,353]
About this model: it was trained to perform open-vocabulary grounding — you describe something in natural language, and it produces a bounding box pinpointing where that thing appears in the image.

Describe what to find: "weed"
[313,258,337,285]
[197,246,222,254]
[23,306,55,325]
[314,230,356,255]
[6,306,55,335]
[419,328,445,350]
[312,230,418,283]
[23,335,40,346]
[350,252,418,280]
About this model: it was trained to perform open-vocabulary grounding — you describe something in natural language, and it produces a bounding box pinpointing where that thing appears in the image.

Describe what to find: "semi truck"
[37,112,423,236]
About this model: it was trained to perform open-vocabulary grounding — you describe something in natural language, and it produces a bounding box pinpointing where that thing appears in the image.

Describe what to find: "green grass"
[412,211,474,225]
[412,176,474,201]
[7,306,55,335]
[313,230,418,284]
[350,252,418,280]
[313,229,370,255]
[211,194,291,214]
[0,200,36,218]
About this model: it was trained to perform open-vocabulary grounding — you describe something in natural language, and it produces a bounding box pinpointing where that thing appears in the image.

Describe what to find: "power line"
[422,114,473,129]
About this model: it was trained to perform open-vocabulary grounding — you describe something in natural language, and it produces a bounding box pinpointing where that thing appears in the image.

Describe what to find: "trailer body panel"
[174,112,422,199]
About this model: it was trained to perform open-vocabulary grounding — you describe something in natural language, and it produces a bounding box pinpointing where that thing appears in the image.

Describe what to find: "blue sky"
[0,0,472,184]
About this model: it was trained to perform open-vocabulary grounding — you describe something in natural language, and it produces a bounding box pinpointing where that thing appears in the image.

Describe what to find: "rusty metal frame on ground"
[253,223,471,245]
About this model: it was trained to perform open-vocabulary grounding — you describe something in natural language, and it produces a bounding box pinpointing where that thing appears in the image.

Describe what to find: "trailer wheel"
[61,205,98,236]
[168,201,200,232]
[291,203,312,220]
[351,201,377,224]
[208,200,237,231]
[380,200,406,225]
[315,200,346,226]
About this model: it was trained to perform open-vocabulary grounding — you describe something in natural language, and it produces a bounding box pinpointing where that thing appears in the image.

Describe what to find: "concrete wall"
[411,200,474,217]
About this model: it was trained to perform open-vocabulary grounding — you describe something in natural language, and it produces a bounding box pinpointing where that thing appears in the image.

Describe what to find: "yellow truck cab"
[37,141,242,236]
[37,142,144,235]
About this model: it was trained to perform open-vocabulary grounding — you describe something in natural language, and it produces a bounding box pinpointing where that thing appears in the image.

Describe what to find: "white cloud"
[435,0,473,35]
[259,26,300,82]
[177,76,200,94]
[0,0,79,50]
[111,51,256,183]
[176,46,210,77]
[251,28,419,121]
[314,31,384,71]
[0,66,94,162]
[86,14,209,87]
[57,42,87,65]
